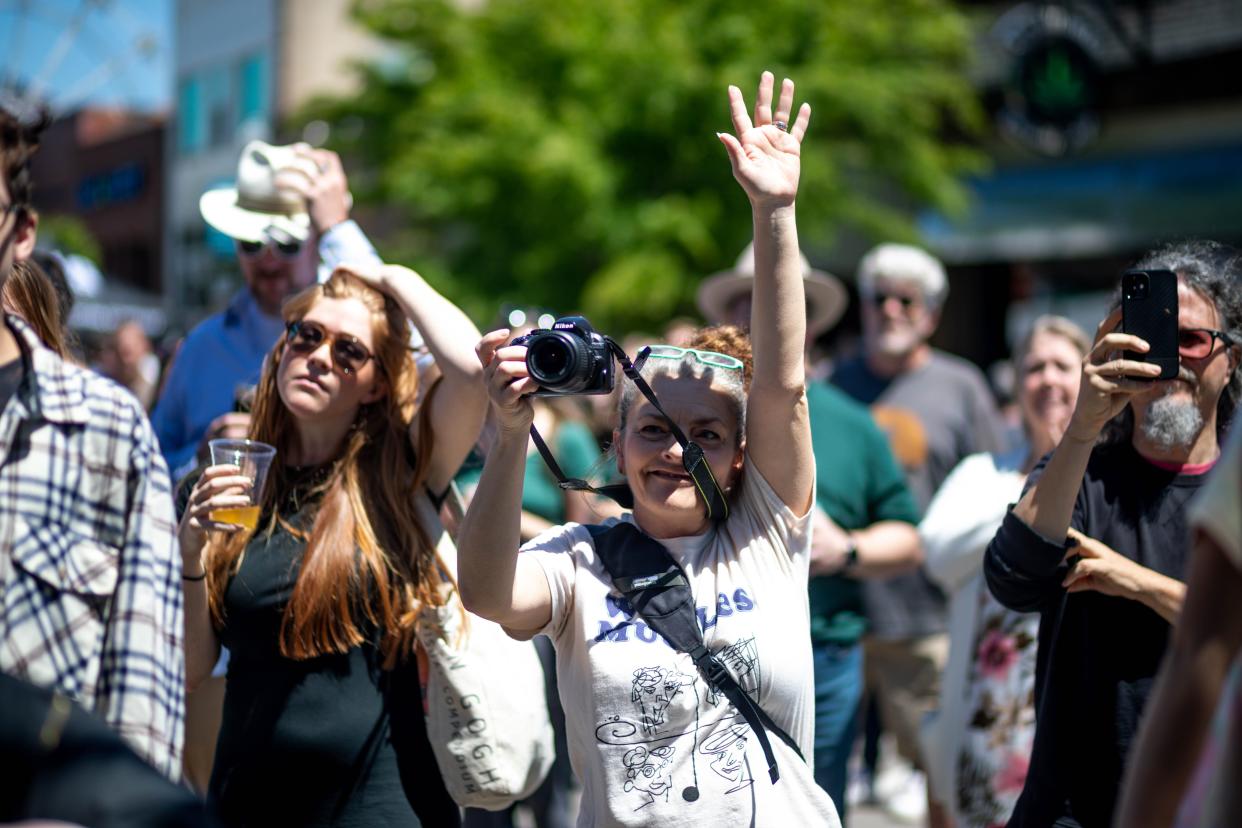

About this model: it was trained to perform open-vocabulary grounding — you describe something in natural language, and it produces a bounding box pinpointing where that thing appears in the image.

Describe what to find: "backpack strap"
[587,522,804,784]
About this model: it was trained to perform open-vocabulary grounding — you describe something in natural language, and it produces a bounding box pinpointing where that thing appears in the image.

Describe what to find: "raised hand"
[1066,307,1163,442]
[717,71,811,208]
[476,329,536,436]
[274,144,355,234]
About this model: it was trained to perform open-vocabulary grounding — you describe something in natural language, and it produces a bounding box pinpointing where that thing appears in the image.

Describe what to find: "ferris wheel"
[0,0,162,114]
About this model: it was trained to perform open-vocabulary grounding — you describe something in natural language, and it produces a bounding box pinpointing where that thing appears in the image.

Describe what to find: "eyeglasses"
[238,237,303,260]
[1179,328,1238,360]
[642,344,744,371]
[285,319,374,375]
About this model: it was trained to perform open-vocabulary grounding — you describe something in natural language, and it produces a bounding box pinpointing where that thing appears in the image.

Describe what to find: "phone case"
[1122,270,1179,381]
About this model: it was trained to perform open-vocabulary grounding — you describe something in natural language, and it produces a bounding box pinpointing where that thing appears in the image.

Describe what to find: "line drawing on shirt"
[632,666,695,735]
[699,723,755,793]
[621,745,676,809]
[598,665,702,809]
[596,644,766,810]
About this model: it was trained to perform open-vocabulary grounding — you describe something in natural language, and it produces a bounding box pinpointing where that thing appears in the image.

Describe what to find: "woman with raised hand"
[459,72,840,826]
[178,265,485,826]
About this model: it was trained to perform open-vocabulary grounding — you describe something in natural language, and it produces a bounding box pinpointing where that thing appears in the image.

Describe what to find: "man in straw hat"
[830,242,1005,822]
[697,244,922,820]
[152,140,383,479]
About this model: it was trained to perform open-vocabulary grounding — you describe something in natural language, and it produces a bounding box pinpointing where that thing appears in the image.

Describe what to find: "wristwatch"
[842,535,860,571]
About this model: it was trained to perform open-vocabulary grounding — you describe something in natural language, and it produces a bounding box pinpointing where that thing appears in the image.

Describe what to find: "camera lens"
[529,337,573,383]
[527,332,593,393]
[1123,273,1149,301]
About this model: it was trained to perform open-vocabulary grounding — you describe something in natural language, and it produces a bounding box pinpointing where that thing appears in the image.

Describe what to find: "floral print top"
[955,560,1039,827]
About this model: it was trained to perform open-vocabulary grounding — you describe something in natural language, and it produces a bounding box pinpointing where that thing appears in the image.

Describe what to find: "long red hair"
[204,270,450,666]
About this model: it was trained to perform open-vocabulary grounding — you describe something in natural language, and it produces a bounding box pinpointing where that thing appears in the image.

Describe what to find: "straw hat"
[696,243,848,337]
[198,140,317,243]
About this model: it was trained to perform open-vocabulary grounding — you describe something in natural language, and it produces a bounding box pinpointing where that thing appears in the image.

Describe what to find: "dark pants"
[812,641,864,820]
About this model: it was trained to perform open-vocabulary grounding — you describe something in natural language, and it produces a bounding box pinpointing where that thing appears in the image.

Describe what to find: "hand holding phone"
[1121,269,1179,381]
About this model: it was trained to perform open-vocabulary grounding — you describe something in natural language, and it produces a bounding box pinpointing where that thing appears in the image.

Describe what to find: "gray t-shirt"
[832,350,1005,639]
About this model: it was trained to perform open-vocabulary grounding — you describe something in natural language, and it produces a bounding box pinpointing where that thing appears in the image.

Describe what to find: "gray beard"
[1139,394,1205,450]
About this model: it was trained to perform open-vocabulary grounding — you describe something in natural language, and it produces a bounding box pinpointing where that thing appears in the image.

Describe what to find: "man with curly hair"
[985,240,1242,827]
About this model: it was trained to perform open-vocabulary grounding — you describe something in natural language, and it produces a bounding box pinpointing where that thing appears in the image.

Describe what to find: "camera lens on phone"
[1123,273,1150,300]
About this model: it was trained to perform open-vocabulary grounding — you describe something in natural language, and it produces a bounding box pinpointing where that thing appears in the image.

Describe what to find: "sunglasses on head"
[238,237,303,259]
[285,319,374,375]
[641,344,744,371]
[1178,328,1238,360]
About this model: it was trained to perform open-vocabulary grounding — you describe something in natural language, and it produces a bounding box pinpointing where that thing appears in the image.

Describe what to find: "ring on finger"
[773,120,788,132]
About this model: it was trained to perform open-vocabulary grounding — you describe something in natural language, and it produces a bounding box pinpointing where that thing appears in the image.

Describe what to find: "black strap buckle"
[702,655,730,690]
[689,646,730,690]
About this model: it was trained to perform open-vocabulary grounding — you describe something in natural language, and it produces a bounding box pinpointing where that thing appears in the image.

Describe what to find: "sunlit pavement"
[848,804,913,827]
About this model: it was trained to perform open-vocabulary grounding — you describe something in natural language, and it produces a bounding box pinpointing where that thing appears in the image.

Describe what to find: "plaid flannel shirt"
[0,316,184,778]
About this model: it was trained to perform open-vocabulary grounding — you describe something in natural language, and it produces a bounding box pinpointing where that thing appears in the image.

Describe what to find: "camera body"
[512,316,615,397]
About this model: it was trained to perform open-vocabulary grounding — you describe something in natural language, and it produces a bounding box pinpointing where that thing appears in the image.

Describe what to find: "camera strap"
[527,342,731,523]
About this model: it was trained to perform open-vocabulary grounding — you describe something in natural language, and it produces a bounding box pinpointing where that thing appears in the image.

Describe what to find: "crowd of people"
[1,70,1241,828]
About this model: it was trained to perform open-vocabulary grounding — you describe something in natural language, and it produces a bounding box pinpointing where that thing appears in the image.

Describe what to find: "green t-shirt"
[807,381,919,645]
[456,420,603,525]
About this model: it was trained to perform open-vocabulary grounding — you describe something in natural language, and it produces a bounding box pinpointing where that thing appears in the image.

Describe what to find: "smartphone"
[1121,269,1179,381]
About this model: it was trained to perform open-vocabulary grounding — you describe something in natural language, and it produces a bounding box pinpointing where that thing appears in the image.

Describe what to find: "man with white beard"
[985,239,1242,828]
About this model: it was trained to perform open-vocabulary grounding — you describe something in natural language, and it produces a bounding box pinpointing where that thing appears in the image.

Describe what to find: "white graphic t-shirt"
[521,457,841,827]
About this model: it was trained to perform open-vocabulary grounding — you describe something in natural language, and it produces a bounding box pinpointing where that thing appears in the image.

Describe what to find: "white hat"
[696,243,848,337]
[198,140,316,243]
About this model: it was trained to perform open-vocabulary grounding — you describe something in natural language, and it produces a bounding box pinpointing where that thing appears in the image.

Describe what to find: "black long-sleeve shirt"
[984,442,1206,828]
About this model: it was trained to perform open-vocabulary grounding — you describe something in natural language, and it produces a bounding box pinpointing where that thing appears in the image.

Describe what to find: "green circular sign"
[1016,35,1100,129]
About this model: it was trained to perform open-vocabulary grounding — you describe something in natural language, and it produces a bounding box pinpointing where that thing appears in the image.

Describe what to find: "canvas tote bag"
[414,490,555,810]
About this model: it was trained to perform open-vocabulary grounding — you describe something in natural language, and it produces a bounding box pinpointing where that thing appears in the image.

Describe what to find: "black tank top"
[207,467,459,827]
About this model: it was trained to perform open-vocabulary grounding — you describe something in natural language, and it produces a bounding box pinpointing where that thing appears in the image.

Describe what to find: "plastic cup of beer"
[208,439,276,530]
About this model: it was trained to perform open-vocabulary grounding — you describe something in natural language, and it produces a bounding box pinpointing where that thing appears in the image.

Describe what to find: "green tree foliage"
[305,0,983,332]
[36,214,103,266]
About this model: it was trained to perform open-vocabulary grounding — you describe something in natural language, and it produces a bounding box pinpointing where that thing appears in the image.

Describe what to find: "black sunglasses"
[239,238,303,259]
[285,320,374,375]
[869,291,920,310]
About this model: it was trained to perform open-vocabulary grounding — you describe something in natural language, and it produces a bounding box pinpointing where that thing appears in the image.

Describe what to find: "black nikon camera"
[511,316,615,396]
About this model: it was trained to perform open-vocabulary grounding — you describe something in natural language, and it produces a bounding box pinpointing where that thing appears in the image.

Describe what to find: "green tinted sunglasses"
[641,344,743,371]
